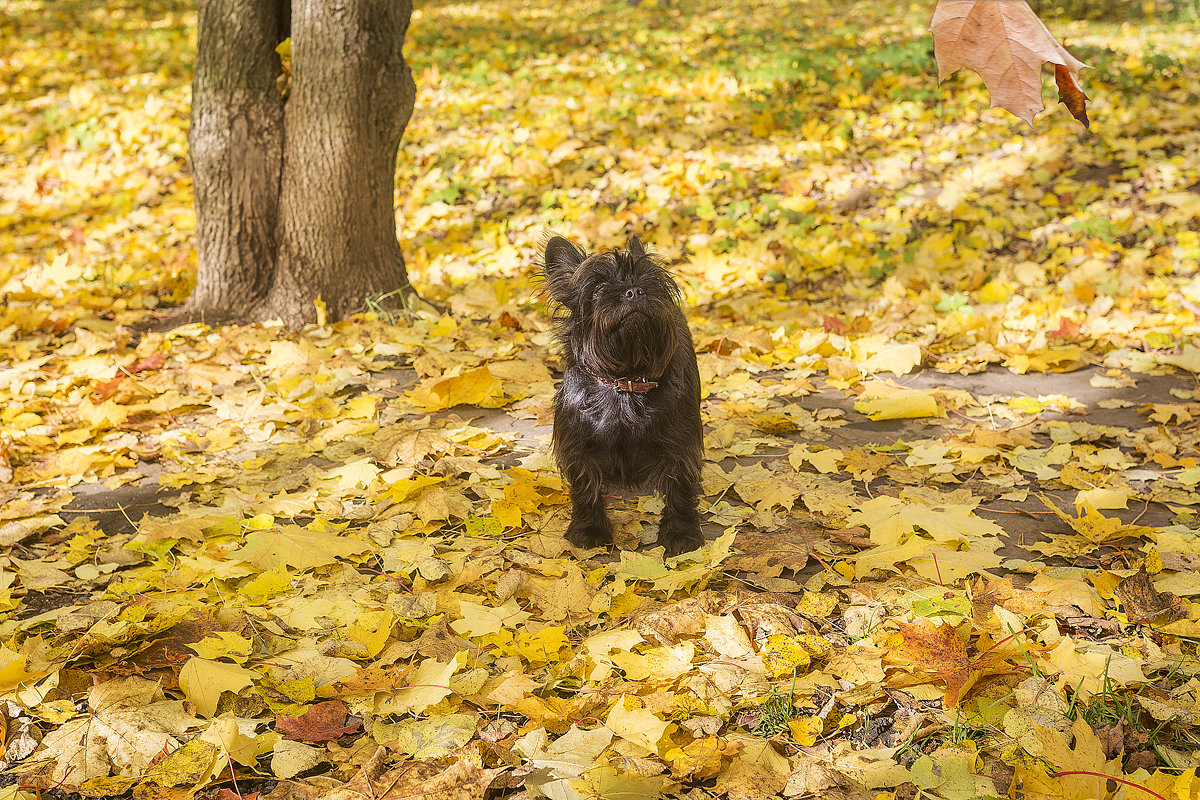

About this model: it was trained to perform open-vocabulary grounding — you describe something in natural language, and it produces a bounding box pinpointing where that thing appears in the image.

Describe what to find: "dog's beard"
[575,302,677,380]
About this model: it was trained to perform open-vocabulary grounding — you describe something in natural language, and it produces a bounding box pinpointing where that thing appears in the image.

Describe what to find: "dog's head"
[542,235,682,380]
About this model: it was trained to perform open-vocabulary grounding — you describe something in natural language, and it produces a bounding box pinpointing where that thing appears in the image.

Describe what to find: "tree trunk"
[184,0,416,327]
[264,0,416,325]
[185,0,285,324]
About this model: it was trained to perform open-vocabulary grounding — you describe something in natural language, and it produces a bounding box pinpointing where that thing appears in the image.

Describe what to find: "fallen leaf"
[34,678,198,788]
[275,700,360,743]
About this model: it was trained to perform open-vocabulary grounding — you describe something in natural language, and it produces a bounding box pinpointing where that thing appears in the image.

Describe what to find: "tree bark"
[185,0,285,324]
[184,0,416,327]
[263,0,417,325]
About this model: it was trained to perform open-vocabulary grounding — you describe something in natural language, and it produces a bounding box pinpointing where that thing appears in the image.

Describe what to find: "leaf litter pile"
[2,1,1200,798]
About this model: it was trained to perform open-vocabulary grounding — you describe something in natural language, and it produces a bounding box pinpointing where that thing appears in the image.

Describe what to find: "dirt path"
[60,363,1193,570]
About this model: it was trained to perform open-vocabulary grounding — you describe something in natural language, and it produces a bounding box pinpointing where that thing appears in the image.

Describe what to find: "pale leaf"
[931,0,1090,127]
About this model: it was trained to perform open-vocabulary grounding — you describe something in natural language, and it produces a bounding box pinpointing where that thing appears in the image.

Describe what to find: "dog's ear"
[543,236,586,304]
[626,235,647,258]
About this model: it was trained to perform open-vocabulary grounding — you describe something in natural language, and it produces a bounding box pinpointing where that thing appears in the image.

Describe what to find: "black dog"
[542,234,703,556]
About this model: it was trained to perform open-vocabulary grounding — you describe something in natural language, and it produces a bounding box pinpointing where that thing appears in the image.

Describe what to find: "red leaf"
[275,700,361,743]
[215,791,258,800]
[1048,316,1082,341]
[822,315,870,335]
[131,352,167,372]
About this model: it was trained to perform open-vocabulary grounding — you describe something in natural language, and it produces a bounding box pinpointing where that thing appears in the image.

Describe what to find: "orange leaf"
[93,376,123,400]
[1048,316,1082,341]
[890,620,972,707]
[130,352,167,372]
[1054,63,1090,129]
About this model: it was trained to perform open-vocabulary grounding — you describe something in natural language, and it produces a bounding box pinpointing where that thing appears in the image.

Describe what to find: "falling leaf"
[931,0,1090,127]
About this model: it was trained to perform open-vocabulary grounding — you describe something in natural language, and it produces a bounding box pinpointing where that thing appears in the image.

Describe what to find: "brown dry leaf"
[930,0,1090,127]
[303,747,501,800]
[635,595,712,645]
[368,424,452,467]
[1113,567,1184,625]
[724,526,821,578]
[276,700,360,743]
[1054,64,1090,128]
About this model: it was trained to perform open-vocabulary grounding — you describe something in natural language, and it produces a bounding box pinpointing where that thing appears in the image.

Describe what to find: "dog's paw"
[565,517,613,550]
[658,522,704,557]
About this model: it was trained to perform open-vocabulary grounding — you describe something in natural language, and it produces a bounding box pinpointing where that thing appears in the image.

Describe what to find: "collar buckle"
[613,377,658,393]
[583,366,658,393]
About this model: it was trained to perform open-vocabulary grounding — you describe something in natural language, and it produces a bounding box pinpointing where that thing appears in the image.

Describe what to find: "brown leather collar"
[582,366,658,393]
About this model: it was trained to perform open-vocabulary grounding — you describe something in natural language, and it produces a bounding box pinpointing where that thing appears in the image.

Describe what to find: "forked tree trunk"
[184,0,416,327]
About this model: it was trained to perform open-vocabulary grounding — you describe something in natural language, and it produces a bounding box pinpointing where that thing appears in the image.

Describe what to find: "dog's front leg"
[657,467,703,556]
[563,467,614,549]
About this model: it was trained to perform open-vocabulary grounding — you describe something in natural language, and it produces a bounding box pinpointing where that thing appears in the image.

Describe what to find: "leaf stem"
[1050,772,1167,800]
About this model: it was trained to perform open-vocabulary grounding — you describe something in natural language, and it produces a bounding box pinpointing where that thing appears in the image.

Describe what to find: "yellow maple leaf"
[179,657,256,717]
[0,647,36,690]
[761,634,812,676]
[788,716,823,747]
[513,626,569,666]
[239,565,294,603]
[855,342,923,376]
[327,609,394,660]
[385,656,461,715]
[1015,717,1124,800]
[232,526,371,571]
[664,736,733,780]
[1040,495,1155,544]
[407,366,506,411]
[855,380,945,421]
[189,632,253,663]
[452,598,531,638]
[605,695,670,755]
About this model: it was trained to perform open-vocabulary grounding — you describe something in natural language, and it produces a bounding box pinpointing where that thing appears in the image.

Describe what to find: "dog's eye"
[591,284,604,298]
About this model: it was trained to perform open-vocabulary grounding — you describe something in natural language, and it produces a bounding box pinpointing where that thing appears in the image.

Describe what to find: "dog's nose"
[624,287,646,301]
